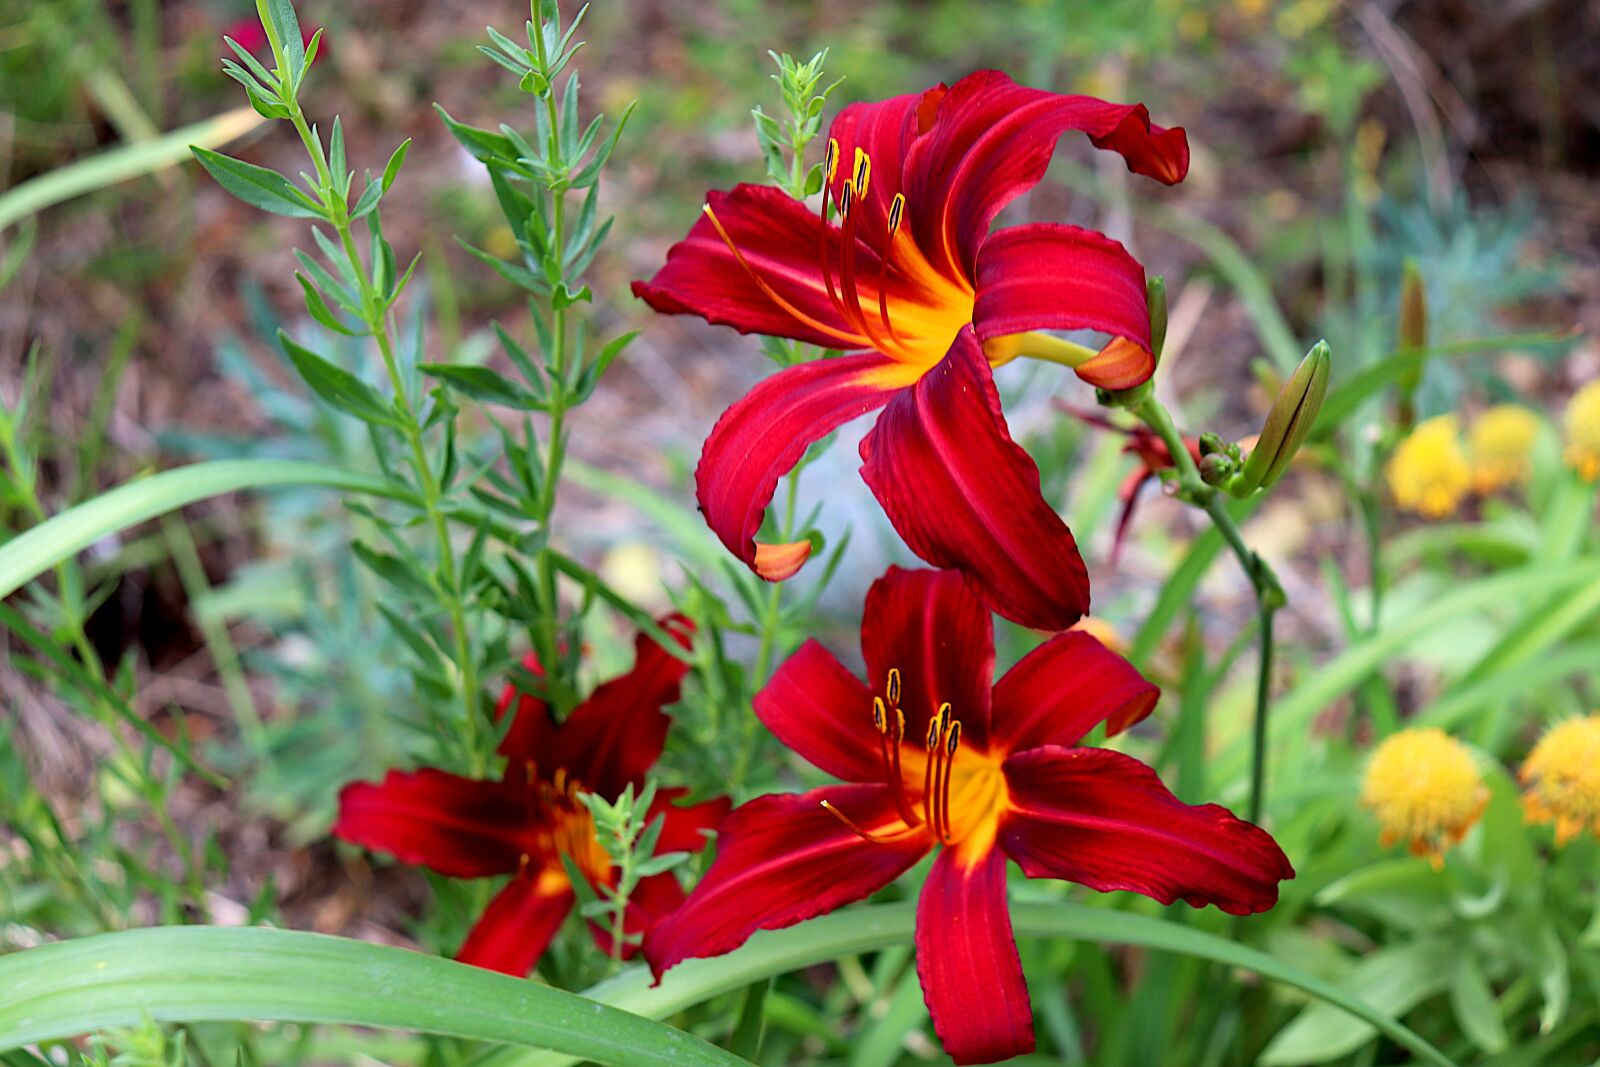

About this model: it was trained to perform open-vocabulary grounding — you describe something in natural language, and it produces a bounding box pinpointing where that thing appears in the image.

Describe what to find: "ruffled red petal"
[697,352,904,582]
[915,847,1034,1065]
[642,785,930,978]
[495,651,555,773]
[903,70,1188,276]
[1000,746,1294,915]
[754,639,881,783]
[859,566,994,750]
[631,183,864,350]
[973,223,1156,389]
[549,617,693,799]
[457,871,574,976]
[989,631,1158,753]
[648,786,733,855]
[859,330,1091,631]
[333,768,534,878]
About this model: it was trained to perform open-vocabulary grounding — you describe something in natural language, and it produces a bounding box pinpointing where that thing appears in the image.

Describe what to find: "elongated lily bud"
[1147,275,1168,366]
[1396,259,1427,430]
[1231,340,1331,496]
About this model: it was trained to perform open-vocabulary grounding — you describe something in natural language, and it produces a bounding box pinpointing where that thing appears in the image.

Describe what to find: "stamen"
[873,696,887,734]
[874,192,908,344]
[700,203,858,346]
[886,667,901,708]
[821,799,905,844]
[923,715,945,842]
[825,138,840,185]
[836,180,895,352]
[939,720,961,844]
[874,695,920,827]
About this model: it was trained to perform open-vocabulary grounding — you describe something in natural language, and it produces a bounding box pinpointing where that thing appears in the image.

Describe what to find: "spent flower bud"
[1230,340,1330,496]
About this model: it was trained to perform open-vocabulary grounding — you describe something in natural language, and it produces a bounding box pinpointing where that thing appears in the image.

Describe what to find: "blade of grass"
[0,108,264,233]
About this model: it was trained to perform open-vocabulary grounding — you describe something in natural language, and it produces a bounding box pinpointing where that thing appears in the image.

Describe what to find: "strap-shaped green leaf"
[191,147,324,218]
[0,927,747,1067]
[0,459,410,601]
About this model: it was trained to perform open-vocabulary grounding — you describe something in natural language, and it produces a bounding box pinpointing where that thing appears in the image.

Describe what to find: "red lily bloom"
[1059,402,1204,564]
[334,619,730,976]
[644,569,1291,1065]
[634,71,1189,630]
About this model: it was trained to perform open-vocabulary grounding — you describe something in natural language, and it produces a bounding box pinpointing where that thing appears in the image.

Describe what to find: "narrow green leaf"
[381,138,412,192]
[295,273,362,336]
[0,460,411,601]
[484,902,1457,1067]
[419,363,546,410]
[0,927,747,1067]
[262,0,306,86]
[191,147,323,218]
[278,332,402,427]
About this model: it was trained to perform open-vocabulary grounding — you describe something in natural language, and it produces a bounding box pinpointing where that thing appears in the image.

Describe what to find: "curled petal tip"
[753,539,813,581]
[1074,336,1156,391]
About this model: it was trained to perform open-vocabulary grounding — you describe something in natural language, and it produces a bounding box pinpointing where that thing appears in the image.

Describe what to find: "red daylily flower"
[1059,402,1203,564]
[334,619,730,976]
[644,569,1291,1065]
[634,71,1189,630]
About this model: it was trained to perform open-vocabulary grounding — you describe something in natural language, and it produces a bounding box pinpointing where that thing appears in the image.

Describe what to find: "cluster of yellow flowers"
[1385,384,1600,519]
[1360,715,1600,867]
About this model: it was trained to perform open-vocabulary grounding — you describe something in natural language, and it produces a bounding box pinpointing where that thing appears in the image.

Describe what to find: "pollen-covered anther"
[888,193,906,235]
[852,147,872,201]
[824,137,840,185]
[886,667,901,707]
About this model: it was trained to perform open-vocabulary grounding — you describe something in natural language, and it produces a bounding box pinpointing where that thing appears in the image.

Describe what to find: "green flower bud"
[1231,340,1331,495]
[1147,275,1168,366]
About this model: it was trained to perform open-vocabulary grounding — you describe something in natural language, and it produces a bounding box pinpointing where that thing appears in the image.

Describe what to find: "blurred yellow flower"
[1468,405,1540,493]
[1386,415,1471,519]
[1361,727,1486,869]
[1520,714,1600,846]
[1562,381,1600,483]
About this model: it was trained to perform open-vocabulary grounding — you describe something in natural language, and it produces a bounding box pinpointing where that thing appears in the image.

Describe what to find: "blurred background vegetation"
[3,0,1599,1063]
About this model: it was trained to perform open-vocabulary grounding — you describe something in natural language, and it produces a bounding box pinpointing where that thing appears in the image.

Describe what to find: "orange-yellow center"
[823,667,1010,865]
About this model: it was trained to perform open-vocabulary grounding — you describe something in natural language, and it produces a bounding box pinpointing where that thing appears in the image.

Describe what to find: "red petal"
[457,870,574,976]
[754,639,881,783]
[904,70,1188,276]
[496,651,555,772]
[973,223,1156,389]
[860,566,994,750]
[916,847,1034,1065]
[1000,747,1294,915]
[697,352,905,582]
[859,330,1091,631]
[550,617,693,799]
[632,184,864,350]
[648,787,733,854]
[642,785,929,978]
[333,768,533,878]
[990,631,1158,753]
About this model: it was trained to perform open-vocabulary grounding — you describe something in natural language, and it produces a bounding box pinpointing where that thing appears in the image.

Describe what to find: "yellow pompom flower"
[1520,714,1600,845]
[1468,405,1540,493]
[1360,728,1487,869]
[1563,381,1600,483]
[1387,415,1471,519]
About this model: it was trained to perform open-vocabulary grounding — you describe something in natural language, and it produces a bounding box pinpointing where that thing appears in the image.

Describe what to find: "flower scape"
[5,2,1599,1066]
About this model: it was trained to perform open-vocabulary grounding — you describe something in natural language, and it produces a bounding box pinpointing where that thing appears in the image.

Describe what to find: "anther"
[946,721,962,756]
[873,696,887,734]
[888,193,906,235]
[887,667,901,707]
[852,148,872,201]
[825,138,840,185]
[838,179,854,219]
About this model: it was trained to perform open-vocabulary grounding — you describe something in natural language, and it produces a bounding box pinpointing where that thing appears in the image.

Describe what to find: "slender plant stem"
[278,66,483,769]
[1135,394,1284,824]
